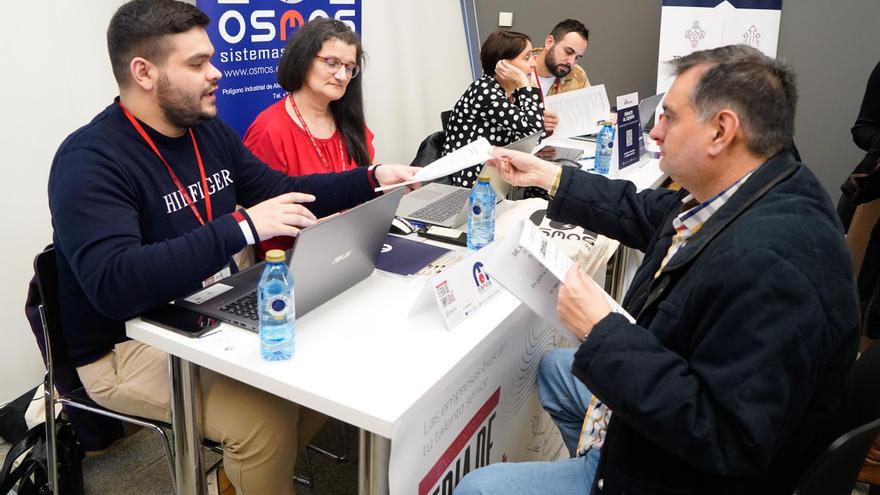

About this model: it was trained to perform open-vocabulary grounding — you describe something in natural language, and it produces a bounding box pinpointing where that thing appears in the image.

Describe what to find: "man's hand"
[488,147,561,190]
[375,164,421,190]
[495,60,530,90]
[557,263,612,341]
[246,192,317,240]
[544,110,560,134]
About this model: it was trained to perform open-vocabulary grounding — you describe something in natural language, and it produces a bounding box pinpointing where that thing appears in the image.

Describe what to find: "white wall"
[362,0,472,164]
[0,0,471,404]
[0,1,126,403]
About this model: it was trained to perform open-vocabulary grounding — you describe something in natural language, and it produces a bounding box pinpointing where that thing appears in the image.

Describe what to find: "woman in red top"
[244,18,374,258]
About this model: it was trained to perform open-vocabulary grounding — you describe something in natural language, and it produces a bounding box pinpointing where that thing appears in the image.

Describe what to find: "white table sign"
[411,243,504,330]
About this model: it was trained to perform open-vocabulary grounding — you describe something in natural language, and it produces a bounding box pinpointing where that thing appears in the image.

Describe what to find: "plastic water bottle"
[258,249,295,360]
[594,121,615,175]
[467,176,496,250]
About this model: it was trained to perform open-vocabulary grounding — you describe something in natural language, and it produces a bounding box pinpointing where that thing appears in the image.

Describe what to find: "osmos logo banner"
[198,0,361,135]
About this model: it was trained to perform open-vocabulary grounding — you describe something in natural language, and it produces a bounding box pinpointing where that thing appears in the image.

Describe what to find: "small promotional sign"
[615,92,642,171]
[411,245,503,330]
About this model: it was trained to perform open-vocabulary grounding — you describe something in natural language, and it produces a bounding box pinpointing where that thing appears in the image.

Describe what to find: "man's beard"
[157,74,216,129]
[544,48,572,79]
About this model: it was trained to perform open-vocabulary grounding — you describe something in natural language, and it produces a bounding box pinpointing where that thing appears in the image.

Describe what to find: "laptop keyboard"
[410,188,470,223]
[220,291,258,321]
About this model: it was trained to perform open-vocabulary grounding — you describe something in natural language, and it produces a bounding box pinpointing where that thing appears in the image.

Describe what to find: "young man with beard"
[532,19,590,134]
[48,1,415,493]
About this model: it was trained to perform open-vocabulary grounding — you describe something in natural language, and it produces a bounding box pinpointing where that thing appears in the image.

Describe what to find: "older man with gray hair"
[455,44,859,495]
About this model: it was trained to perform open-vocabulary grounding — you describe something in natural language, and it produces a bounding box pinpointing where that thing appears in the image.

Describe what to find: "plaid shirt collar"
[672,171,755,242]
[653,170,756,280]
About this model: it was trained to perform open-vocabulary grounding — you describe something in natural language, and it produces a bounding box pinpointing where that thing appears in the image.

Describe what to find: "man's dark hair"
[277,18,369,168]
[480,31,531,76]
[670,44,798,157]
[107,0,209,86]
[549,19,589,43]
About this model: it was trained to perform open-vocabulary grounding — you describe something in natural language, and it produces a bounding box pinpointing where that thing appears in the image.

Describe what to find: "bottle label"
[265,294,290,321]
[472,204,482,216]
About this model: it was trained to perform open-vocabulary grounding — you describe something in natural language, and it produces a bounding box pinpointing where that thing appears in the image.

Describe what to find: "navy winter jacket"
[548,152,860,494]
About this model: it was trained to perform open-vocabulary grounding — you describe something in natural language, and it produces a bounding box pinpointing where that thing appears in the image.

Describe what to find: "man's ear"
[129,57,159,92]
[544,34,554,50]
[707,109,740,157]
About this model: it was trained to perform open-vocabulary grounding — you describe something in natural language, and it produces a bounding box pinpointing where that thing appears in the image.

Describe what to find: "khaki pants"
[77,340,325,495]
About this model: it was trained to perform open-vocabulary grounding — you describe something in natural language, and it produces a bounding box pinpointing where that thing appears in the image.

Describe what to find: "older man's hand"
[557,263,612,341]
[487,147,560,191]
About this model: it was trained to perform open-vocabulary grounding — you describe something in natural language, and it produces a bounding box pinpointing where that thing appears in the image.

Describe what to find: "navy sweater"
[49,100,377,366]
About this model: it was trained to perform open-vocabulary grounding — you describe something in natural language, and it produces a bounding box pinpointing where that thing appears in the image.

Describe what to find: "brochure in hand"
[483,219,633,344]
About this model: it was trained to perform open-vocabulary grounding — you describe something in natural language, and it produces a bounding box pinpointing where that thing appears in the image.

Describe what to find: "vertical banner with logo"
[656,0,782,95]
[196,0,362,137]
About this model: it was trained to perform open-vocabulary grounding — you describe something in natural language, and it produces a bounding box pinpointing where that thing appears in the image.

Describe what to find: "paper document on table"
[517,220,634,323]
[545,85,611,138]
[374,138,492,192]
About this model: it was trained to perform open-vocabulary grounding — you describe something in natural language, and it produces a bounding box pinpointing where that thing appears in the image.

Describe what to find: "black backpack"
[0,420,84,495]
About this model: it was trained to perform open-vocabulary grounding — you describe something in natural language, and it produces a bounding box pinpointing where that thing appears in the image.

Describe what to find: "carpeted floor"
[1,427,874,494]
[0,419,358,494]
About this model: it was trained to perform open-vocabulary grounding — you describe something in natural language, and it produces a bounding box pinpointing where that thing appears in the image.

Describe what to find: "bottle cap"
[265,249,286,263]
[477,175,491,183]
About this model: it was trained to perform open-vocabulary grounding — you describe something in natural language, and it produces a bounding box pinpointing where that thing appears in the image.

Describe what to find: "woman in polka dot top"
[442,30,545,190]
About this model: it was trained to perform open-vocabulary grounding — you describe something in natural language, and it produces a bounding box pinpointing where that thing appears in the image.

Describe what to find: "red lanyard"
[120,103,212,225]
[531,67,560,106]
[288,95,347,172]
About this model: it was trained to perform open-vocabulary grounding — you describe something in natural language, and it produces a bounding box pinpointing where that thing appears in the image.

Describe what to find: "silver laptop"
[396,132,541,228]
[177,188,405,331]
[638,92,665,131]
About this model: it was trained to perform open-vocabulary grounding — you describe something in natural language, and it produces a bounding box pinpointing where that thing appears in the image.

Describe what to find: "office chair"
[846,339,880,494]
[293,422,351,488]
[411,110,454,168]
[792,340,880,494]
[793,417,880,495]
[35,246,331,492]
[34,246,178,493]
[411,131,446,167]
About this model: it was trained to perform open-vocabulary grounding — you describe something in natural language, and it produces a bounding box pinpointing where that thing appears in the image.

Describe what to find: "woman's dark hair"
[480,31,531,76]
[278,18,370,167]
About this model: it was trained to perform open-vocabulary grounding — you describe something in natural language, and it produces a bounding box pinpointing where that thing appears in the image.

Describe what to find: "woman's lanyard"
[120,103,213,225]
[288,94,347,172]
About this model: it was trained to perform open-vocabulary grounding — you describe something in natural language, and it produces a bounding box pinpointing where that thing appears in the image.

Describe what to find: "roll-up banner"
[656,0,782,94]
[197,1,362,137]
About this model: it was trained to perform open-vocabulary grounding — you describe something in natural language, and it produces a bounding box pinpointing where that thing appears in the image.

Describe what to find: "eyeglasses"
[315,56,360,79]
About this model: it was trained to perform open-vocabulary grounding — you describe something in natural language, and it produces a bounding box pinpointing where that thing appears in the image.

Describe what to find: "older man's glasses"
[315,56,360,79]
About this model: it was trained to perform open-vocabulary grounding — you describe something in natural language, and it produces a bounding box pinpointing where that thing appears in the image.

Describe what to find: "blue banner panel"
[661,0,782,9]
[197,1,362,137]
